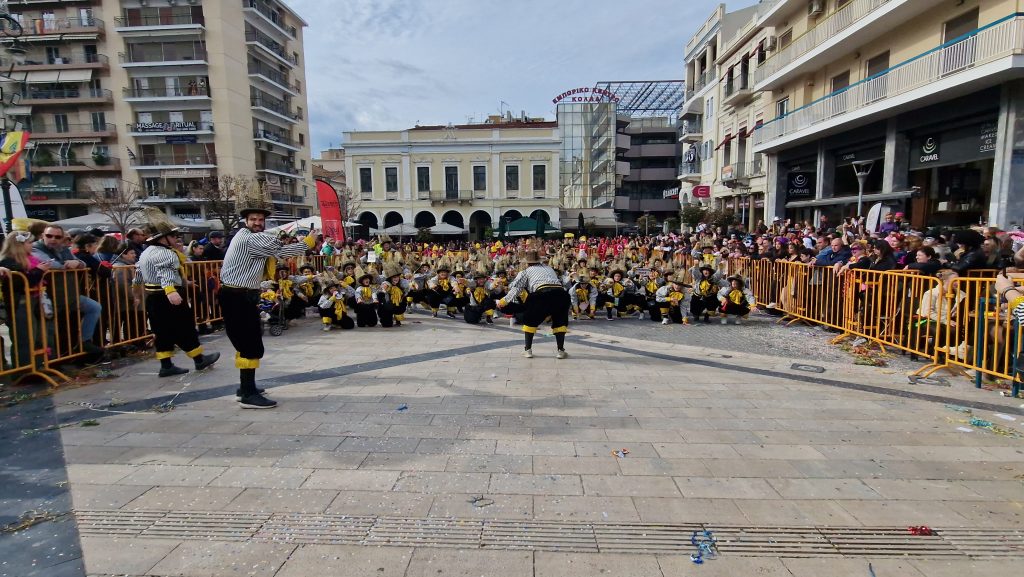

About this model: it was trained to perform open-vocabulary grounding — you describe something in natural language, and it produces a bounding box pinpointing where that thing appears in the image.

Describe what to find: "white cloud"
[286,0,760,153]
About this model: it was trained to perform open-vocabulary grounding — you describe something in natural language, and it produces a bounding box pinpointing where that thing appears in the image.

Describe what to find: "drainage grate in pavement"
[75,510,1024,559]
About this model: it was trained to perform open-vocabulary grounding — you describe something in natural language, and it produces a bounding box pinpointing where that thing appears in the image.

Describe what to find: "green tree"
[702,208,737,229]
[416,227,433,242]
[680,205,705,228]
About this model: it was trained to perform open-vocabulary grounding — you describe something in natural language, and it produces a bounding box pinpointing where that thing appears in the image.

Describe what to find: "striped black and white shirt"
[503,265,562,304]
[220,228,308,289]
[133,244,182,289]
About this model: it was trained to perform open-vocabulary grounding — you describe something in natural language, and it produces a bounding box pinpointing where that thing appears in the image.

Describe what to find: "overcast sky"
[286,0,760,155]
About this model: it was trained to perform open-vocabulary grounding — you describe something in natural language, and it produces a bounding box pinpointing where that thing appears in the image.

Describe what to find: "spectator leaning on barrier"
[0,229,50,366]
[815,238,851,266]
[202,231,225,261]
[32,225,103,356]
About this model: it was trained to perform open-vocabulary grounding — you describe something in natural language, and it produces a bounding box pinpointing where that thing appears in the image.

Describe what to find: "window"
[473,165,486,191]
[705,96,714,121]
[444,166,458,199]
[866,51,890,77]
[298,133,304,145]
[144,178,160,196]
[505,165,519,191]
[532,164,546,193]
[53,114,69,133]
[779,29,792,48]
[384,166,398,193]
[416,166,430,192]
[91,112,106,131]
[775,97,790,119]
[831,70,850,92]
[865,51,890,101]
[358,167,372,193]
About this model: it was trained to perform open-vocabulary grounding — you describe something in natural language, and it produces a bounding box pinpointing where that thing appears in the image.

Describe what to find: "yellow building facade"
[342,122,561,239]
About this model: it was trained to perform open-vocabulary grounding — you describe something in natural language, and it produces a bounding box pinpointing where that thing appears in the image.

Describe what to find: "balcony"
[120,46,208,67]
[754,15,1024,152]
[127,121,214,136]
[131,154,217,169]
[253,129,301,151]
[12,53,108,71]
[5,16,104,39]
[242,0,297,39]
[615,133,631,151]
[257,161,300,177]
[721,162,755,186]
[722,74,754,107]
[271,193,306,204]
[19,88,112,105]
[248,61,300,95]
[33,158,122,173]
[29,122,115,140]
[624,167,679,182]
[753,0,933,91]
[677,161,702,183]
[677,118,703,142]
[123,85,210,101]
[114,14,205,36]
[683,69,716,108]
[251,96,300,124]
[430,190,474,205]
[245,29,297,68]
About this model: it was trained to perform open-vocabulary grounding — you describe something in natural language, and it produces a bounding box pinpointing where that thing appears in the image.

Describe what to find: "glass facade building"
[558,103,617,210]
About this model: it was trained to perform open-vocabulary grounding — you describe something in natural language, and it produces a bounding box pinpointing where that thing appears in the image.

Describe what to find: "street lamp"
[852,160,874,218]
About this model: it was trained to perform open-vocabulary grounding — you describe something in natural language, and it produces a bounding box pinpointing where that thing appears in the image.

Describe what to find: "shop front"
[781,156,816,224]
[906,116,997,229]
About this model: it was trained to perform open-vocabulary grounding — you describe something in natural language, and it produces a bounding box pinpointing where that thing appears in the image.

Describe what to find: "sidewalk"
[16,311,1024,576]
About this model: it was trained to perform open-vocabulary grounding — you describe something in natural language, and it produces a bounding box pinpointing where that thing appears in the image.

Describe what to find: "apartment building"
[342,118,561,240]
[615,116,680,226]
[2,0,315,222]
[677,4,760,221]
[749,0,1024,229]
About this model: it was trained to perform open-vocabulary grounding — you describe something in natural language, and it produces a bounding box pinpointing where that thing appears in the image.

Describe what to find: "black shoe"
[703,314,710,324]
[236,387,267,397]
[446,311,456,319]
[194,352,220,371]
[198,325,213,335]
[239,393,277,409]
[394,320,402,327]
[159,365,189,378]
[485,316,493,324]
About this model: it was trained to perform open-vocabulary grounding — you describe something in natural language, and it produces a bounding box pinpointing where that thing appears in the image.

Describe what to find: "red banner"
[315,179,344,242]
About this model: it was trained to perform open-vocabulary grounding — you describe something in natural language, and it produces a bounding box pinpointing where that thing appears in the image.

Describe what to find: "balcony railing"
[33,158,121,172]
[28,122,115,137]
[678,161,702,177]
[120,46,207,64]
[678,119,703,140]
[242,0,297,38]
[247,61,299,92]
[114,14,205,28]
[685,69,716,101]
[19,88,112,102]
[132,154,217,167]
[430,190,474,204]
[245,30,297,64]
[253,129,296,147]
[15,53,108,67]
[753,0,891,87]
[417,190,430,200]
[17,16,103,35]
[271,193,305,203]
[124,86,209,98]
[251,96,300,119]
[257,161,300,175]
[754,14,1024,148]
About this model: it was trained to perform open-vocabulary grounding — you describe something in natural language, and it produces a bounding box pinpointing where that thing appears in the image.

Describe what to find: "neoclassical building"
[341,118,561,239]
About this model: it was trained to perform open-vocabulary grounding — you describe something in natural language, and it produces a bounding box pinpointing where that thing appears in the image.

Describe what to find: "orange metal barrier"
[183,261,223,328]
[0,271,65,385]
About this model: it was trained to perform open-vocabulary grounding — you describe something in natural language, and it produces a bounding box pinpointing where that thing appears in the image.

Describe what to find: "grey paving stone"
[338,436,424,453]
[446,454,533,474]
[103,432,196,448]
[674,477,781,500]
[273,450,368,469]
[428,493,534,520]
[652,443,743,459]
[405,548,533,577]
[734,499,863,526]
[80,536,180,576]
[125,486,244,511]
[702,458,806,478]
[533,456,622,475]
[767,478,883,500]
[659,555,795,577]
[326,490,434,517]
[115,464,227,487]
[582,475,681,497]
[488,473,583,496]
[534,495,640,522]
[393,471,491,494]
[360,452,450,471]
[302,469,401,491]
[208,466,313,489]
[535,551,663,577]
[495,440,578,456]
[65,464,138,485]
[69,483,151,510]
[148,540,295,577]
[224,489,338,513]
[416,438,498,455]
[784,558,926,577]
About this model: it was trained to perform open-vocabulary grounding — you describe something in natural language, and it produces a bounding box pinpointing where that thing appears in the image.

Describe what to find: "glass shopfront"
[557,103,617,210]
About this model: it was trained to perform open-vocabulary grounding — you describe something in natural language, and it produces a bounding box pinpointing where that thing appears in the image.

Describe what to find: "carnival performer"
[427,265,457,318]
[353,267,380,327]
[219,184,311,409]
[377,262,407,328]
[718,275,757,325]
[689,263,722,323]
[133,211,220,378]
[570,274,597,320]
[640,268,664,322]
[655,277,688,325]
[464,267,495,325]
[319,280,355,330]
[497,250,570,359]
[599,269,630,320]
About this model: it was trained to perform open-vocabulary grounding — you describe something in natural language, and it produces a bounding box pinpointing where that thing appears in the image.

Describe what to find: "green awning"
[20,173,75,195]
[503,217,558,236]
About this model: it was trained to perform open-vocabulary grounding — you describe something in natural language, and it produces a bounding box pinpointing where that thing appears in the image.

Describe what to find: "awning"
[54,69,94,82]
[4,106,31,116]
[785,190,913,208]
[21,69,93,83]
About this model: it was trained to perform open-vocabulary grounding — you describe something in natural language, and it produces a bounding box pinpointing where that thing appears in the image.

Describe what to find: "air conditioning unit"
[808,0,824,17]
[764,35,777,51]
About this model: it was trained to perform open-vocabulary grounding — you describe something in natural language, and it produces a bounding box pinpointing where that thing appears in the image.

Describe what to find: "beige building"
[342,118,561,240]
[2,0,315,223]
[749,0,1024,229]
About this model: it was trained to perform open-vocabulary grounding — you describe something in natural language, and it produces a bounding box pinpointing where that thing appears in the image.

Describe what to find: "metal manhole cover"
[791,363,826,373]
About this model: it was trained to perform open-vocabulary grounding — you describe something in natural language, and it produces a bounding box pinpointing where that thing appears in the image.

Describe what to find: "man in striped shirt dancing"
[497,251,571,359]
[220,200,311,409]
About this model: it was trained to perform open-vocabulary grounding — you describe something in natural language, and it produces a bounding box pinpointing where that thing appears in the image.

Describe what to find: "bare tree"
[337,185,360,224]
[190,175,251,233]
[87,181,143,233]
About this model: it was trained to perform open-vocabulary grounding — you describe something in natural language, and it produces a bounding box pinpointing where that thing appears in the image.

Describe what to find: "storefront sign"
[160,169,211,178]
[552,87,620,105]
[910,120,998,169]
[692,185,711,198]
[20,174,75,195]
[134,121,198,132]
[26,207,58,220]
[835,144,885,166]
[786,172,815,200]
[165,135,198,144]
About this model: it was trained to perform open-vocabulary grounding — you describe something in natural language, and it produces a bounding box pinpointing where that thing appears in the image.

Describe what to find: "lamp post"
[852,160,874,218]
[1,40,29,235]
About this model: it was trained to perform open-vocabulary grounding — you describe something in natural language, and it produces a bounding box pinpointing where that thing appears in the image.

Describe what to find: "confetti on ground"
[1,510,68,534]
[396,404,408,412]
